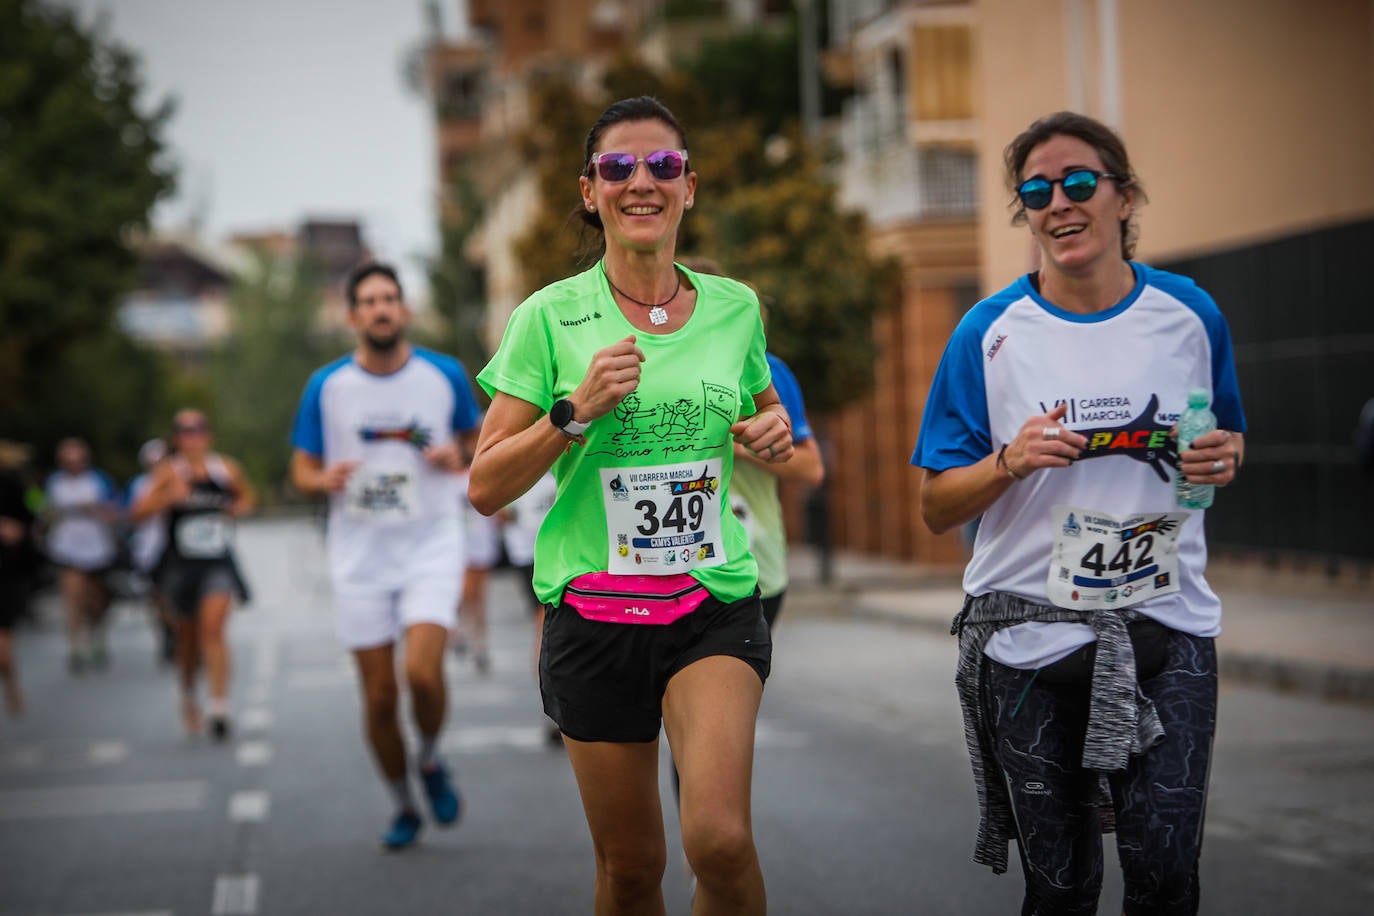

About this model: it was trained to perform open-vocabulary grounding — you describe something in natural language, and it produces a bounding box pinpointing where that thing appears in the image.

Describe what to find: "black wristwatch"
[549,398,589,437]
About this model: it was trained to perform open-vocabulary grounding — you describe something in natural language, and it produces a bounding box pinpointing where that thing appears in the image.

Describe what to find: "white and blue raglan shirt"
[45,468,120,571]
[290,348,481,587]
[912,263,1247,669]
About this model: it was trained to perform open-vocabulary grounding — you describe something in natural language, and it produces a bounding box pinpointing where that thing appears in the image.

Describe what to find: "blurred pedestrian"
[499,470,557,741]
[132,411,254,740]
[126,437,174,666]
[453,464,499,674]
[43,437,120,673]
[912,111,1247,914]
[289,261,481,850]
[0,440,38,716]
[681,257,825,628]
[469,95,789,915]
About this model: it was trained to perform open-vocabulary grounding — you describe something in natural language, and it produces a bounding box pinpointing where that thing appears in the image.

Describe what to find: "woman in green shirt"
[470,96,792,915]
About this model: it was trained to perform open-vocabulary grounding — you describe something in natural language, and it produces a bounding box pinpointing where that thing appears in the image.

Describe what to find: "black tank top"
[165,456,236,565]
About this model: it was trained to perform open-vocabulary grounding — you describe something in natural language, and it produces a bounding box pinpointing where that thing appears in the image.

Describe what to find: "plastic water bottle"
[1176,387,1216,509]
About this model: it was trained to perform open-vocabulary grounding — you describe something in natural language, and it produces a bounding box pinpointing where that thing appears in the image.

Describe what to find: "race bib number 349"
[1047,505,1186,611]
[601,460,727,575]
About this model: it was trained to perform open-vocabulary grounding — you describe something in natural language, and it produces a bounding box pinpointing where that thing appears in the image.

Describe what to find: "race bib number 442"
[1047,505,1186,611]
[601,460,727,575]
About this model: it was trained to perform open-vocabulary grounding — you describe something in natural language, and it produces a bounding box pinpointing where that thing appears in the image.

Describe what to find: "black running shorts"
[539,589,772,743]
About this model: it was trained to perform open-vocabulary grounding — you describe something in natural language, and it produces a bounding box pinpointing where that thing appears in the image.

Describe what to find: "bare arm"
[729,385,794,464]
[129,464,188,522]
[467,392,577,516]
[920,402,1087,535]
[733,436,823,485]
[223,457,257,517]
[921,403,1248,535]
[470,335,646,515]
[289,451,359,497]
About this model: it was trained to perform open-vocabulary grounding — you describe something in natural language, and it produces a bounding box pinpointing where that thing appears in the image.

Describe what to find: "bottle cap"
[1186,387,1210,408]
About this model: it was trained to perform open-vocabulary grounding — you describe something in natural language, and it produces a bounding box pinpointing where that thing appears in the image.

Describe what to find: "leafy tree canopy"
[0,0,177,473]
[205,254,349,504]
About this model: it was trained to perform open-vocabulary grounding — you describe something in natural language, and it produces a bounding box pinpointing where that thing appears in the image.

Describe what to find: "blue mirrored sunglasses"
[1017,169,1119,210]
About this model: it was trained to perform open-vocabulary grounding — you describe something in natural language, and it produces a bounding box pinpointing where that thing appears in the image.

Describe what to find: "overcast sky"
[63,0,471,291]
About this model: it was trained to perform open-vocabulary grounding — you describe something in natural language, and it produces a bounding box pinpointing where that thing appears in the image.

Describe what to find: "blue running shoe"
[381,810,422,850]
[420,762,461,825]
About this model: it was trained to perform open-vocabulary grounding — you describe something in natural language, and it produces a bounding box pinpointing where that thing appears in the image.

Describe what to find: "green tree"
[689,128,900,413]
[0,0,177,467]
[427,161,491,378]
[206,255,349,504]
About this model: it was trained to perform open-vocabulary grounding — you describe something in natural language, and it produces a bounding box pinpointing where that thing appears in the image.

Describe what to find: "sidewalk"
[784,546,1374,704]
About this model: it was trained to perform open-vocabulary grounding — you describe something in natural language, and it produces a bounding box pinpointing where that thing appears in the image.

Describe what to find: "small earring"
[587,203,597,212]
[685,199,693,208]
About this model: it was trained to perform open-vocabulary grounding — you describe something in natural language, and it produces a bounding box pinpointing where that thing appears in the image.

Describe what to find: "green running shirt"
[478,261,771,606]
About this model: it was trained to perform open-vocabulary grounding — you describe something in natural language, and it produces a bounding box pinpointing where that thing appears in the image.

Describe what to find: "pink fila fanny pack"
[563,572,709,625]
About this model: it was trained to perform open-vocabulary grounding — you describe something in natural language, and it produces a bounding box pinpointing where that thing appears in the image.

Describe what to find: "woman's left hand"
[1177,429,1242,487]
[731,408,793,464]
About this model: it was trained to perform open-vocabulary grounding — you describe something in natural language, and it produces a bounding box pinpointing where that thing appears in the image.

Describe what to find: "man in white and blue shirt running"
[290,262,481,850]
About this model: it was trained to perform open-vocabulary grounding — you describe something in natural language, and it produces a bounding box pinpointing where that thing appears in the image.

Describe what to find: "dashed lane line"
[0,780,207,820]
[235,741,274,767]
[239,708,275,731]
[211,874,260,915]
[227,790,271,823]
[441,721,809,754]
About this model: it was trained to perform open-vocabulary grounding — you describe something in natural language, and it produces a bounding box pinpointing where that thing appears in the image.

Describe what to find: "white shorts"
[463,508,502,570]
[333,570,462,650]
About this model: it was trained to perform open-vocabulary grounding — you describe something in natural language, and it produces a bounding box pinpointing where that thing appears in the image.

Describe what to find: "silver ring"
[767,444,776,458]
[1211,459,1225,474]
[1042,426,1060,441]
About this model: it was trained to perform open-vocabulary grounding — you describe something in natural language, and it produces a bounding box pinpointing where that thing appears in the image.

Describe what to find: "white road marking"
[240,708,275,731]
[0,780,206,820]
[1266,845,1330,869]
[0,744,45,769]
[236,741,274,767]
[212,873,260,915]
[1206,820,1242,839]
[228,790,271,823]
[88,741,129,765]
[443,726,551,752]
[284,667,353,690]
[440,721,809,754]
[245,685,271,704]
[447,683,519,706]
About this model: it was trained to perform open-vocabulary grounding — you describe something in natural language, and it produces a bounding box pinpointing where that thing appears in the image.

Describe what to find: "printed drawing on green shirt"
[591,381,738,461]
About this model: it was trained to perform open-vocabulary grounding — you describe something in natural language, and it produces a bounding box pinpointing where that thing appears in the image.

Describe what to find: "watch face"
[550,399,572,427]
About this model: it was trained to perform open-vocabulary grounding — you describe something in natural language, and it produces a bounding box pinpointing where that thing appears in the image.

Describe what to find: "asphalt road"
[1,518,1370,914]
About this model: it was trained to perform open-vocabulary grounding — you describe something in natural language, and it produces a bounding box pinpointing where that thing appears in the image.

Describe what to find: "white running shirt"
[912,264,1247,668]
[291,348,481,588]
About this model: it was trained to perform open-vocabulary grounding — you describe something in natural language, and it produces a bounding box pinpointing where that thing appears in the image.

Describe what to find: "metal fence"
[1159,217,1374,564]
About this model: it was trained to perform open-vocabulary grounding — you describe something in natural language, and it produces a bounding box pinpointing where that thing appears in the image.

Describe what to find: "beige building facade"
[977,0,1374,288]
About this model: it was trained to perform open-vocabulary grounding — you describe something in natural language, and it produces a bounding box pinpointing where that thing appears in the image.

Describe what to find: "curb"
[1219,654,1374,706]
[842,595,1374,708]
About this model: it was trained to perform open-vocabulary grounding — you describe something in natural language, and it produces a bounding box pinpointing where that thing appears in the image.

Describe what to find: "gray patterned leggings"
[985,629,1217,916]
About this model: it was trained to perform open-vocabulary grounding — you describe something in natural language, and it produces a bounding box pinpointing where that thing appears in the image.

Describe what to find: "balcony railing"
[836,96,977,223]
